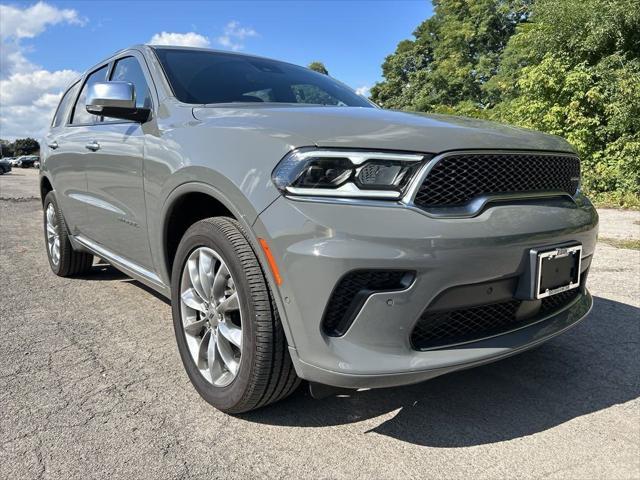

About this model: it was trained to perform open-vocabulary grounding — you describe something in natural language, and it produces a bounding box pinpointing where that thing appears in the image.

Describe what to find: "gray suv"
[41,45,598,413]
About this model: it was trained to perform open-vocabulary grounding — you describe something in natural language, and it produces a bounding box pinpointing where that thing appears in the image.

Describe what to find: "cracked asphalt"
[1,169,639,479]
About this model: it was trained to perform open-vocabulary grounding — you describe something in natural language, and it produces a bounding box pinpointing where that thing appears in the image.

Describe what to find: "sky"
[0,0,433,141]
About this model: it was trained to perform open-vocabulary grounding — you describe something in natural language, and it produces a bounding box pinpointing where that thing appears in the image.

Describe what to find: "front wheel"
[171,217,299,413]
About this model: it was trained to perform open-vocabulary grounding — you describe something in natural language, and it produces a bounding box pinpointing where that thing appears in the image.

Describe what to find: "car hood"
[192,105,575,154]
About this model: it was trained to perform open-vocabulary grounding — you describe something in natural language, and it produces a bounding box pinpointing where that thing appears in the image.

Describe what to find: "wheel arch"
[160,182,267,283]
[159,182,295,347]
[39,175,54,205]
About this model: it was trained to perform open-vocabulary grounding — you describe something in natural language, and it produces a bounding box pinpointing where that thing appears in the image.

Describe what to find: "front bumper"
[252,194,598,389]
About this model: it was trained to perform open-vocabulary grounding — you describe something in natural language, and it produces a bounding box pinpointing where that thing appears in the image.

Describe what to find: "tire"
[43,191,94,276]
[171,217,300,413]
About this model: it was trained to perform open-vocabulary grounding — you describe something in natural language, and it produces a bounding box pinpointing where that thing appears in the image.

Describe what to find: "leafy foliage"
[308,61,329,75]
[372,0,640,206]
[1,138,40,157]
[371,0,532,110]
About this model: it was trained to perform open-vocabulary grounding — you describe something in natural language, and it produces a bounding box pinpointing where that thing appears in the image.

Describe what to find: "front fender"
[153,179,296,347]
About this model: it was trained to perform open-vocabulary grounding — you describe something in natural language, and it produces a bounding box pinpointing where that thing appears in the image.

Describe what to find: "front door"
[82,122,153,269]
[80,54,155,270]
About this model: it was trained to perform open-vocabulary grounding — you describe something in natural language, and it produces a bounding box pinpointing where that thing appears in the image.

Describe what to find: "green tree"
[0,139,15,158]
[308,61,329,75]
[371,0,532,111]
[13,138,40,156]
[492,0,640,204]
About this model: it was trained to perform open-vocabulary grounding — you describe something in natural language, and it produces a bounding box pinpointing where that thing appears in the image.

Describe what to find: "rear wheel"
[43,192,93,276]
[171,217,299,413]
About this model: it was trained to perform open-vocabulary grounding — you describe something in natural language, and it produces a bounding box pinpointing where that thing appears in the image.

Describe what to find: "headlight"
[272,149,426,199]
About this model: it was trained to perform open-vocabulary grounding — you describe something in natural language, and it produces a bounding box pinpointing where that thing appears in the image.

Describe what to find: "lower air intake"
[322,270,415,337]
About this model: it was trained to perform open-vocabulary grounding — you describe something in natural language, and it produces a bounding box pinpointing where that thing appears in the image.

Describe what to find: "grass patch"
[600,237,640,250]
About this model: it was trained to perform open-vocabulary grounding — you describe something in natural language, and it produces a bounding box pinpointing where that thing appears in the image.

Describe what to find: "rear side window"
[110,56,152,110]
[71,65,109,125]
[51,81,80,127]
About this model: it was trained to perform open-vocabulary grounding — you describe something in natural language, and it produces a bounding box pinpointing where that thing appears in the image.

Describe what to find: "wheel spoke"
[208,331,218,381]
[181,288,207,313]
[216,334,239,376]
[218,321,242,348]
[184,318,207,336]
[46,205,54,225]
[197,329,211,367]
[47,223,56,235]
[199,250,214,299]
[217,291,239,314]
[212,262,229,301]
[187,255,208,302]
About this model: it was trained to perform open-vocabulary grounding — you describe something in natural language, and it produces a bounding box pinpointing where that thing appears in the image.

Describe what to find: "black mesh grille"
[323,270,413,336]
[414,153,580,208]
[411,289,580,350]
[540,288,581,315]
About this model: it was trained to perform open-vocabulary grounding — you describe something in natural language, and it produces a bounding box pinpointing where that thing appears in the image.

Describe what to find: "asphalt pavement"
[1,168,638,479]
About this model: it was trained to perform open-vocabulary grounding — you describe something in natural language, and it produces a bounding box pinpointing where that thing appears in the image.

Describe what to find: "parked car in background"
[40,45,597,413]
[17,155,39,168]
[0,158,12,174]
[9,157,20,167]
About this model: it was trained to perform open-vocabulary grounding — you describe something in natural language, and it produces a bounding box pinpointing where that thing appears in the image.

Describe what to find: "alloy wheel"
[179,247,243,387]
[45,203,60,265]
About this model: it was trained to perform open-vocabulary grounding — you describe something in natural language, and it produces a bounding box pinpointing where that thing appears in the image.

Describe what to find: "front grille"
[322,270,414,336]
[414,152,580,208]
[411,288,580,350]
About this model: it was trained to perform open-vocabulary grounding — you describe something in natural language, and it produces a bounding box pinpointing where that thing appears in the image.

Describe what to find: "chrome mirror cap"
[87,81,135,110]
[85,81,149,122]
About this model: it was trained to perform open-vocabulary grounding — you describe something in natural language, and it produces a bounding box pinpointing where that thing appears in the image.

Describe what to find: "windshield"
[153,48,372,107]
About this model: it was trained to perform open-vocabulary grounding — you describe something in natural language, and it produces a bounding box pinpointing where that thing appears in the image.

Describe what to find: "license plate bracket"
[535,245,582,299]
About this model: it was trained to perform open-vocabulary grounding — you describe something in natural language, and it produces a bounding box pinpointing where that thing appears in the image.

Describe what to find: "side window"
[71,65,109,125]
[110,56,152,110]
[51,81,80,127]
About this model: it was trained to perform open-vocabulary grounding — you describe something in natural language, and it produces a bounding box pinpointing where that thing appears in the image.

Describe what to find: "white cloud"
[0,1,84,40]
[355,85,371,98]
[0,69,78,140]
[148,31,210,48]
[1,69,78,106]
[0,2,84,140]
[33,92,63,109]
[216,20,257,51]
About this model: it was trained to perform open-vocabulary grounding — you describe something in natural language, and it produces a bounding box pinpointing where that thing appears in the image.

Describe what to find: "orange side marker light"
[259,238,282,286]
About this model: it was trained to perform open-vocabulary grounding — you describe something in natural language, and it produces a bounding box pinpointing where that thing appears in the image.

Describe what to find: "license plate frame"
[535,245,582,299]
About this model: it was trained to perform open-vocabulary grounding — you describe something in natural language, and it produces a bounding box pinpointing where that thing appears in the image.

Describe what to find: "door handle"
[48,141,59,150]
[85,141,100,152]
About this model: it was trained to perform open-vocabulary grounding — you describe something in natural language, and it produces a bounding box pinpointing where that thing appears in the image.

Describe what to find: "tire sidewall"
[171,220,260,412]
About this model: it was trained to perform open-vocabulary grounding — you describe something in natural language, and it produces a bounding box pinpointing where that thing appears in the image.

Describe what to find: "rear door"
[43,65,109,234]
[81,53,155,270]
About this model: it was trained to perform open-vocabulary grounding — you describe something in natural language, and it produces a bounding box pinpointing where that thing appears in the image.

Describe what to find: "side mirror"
[86,82,150,123]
